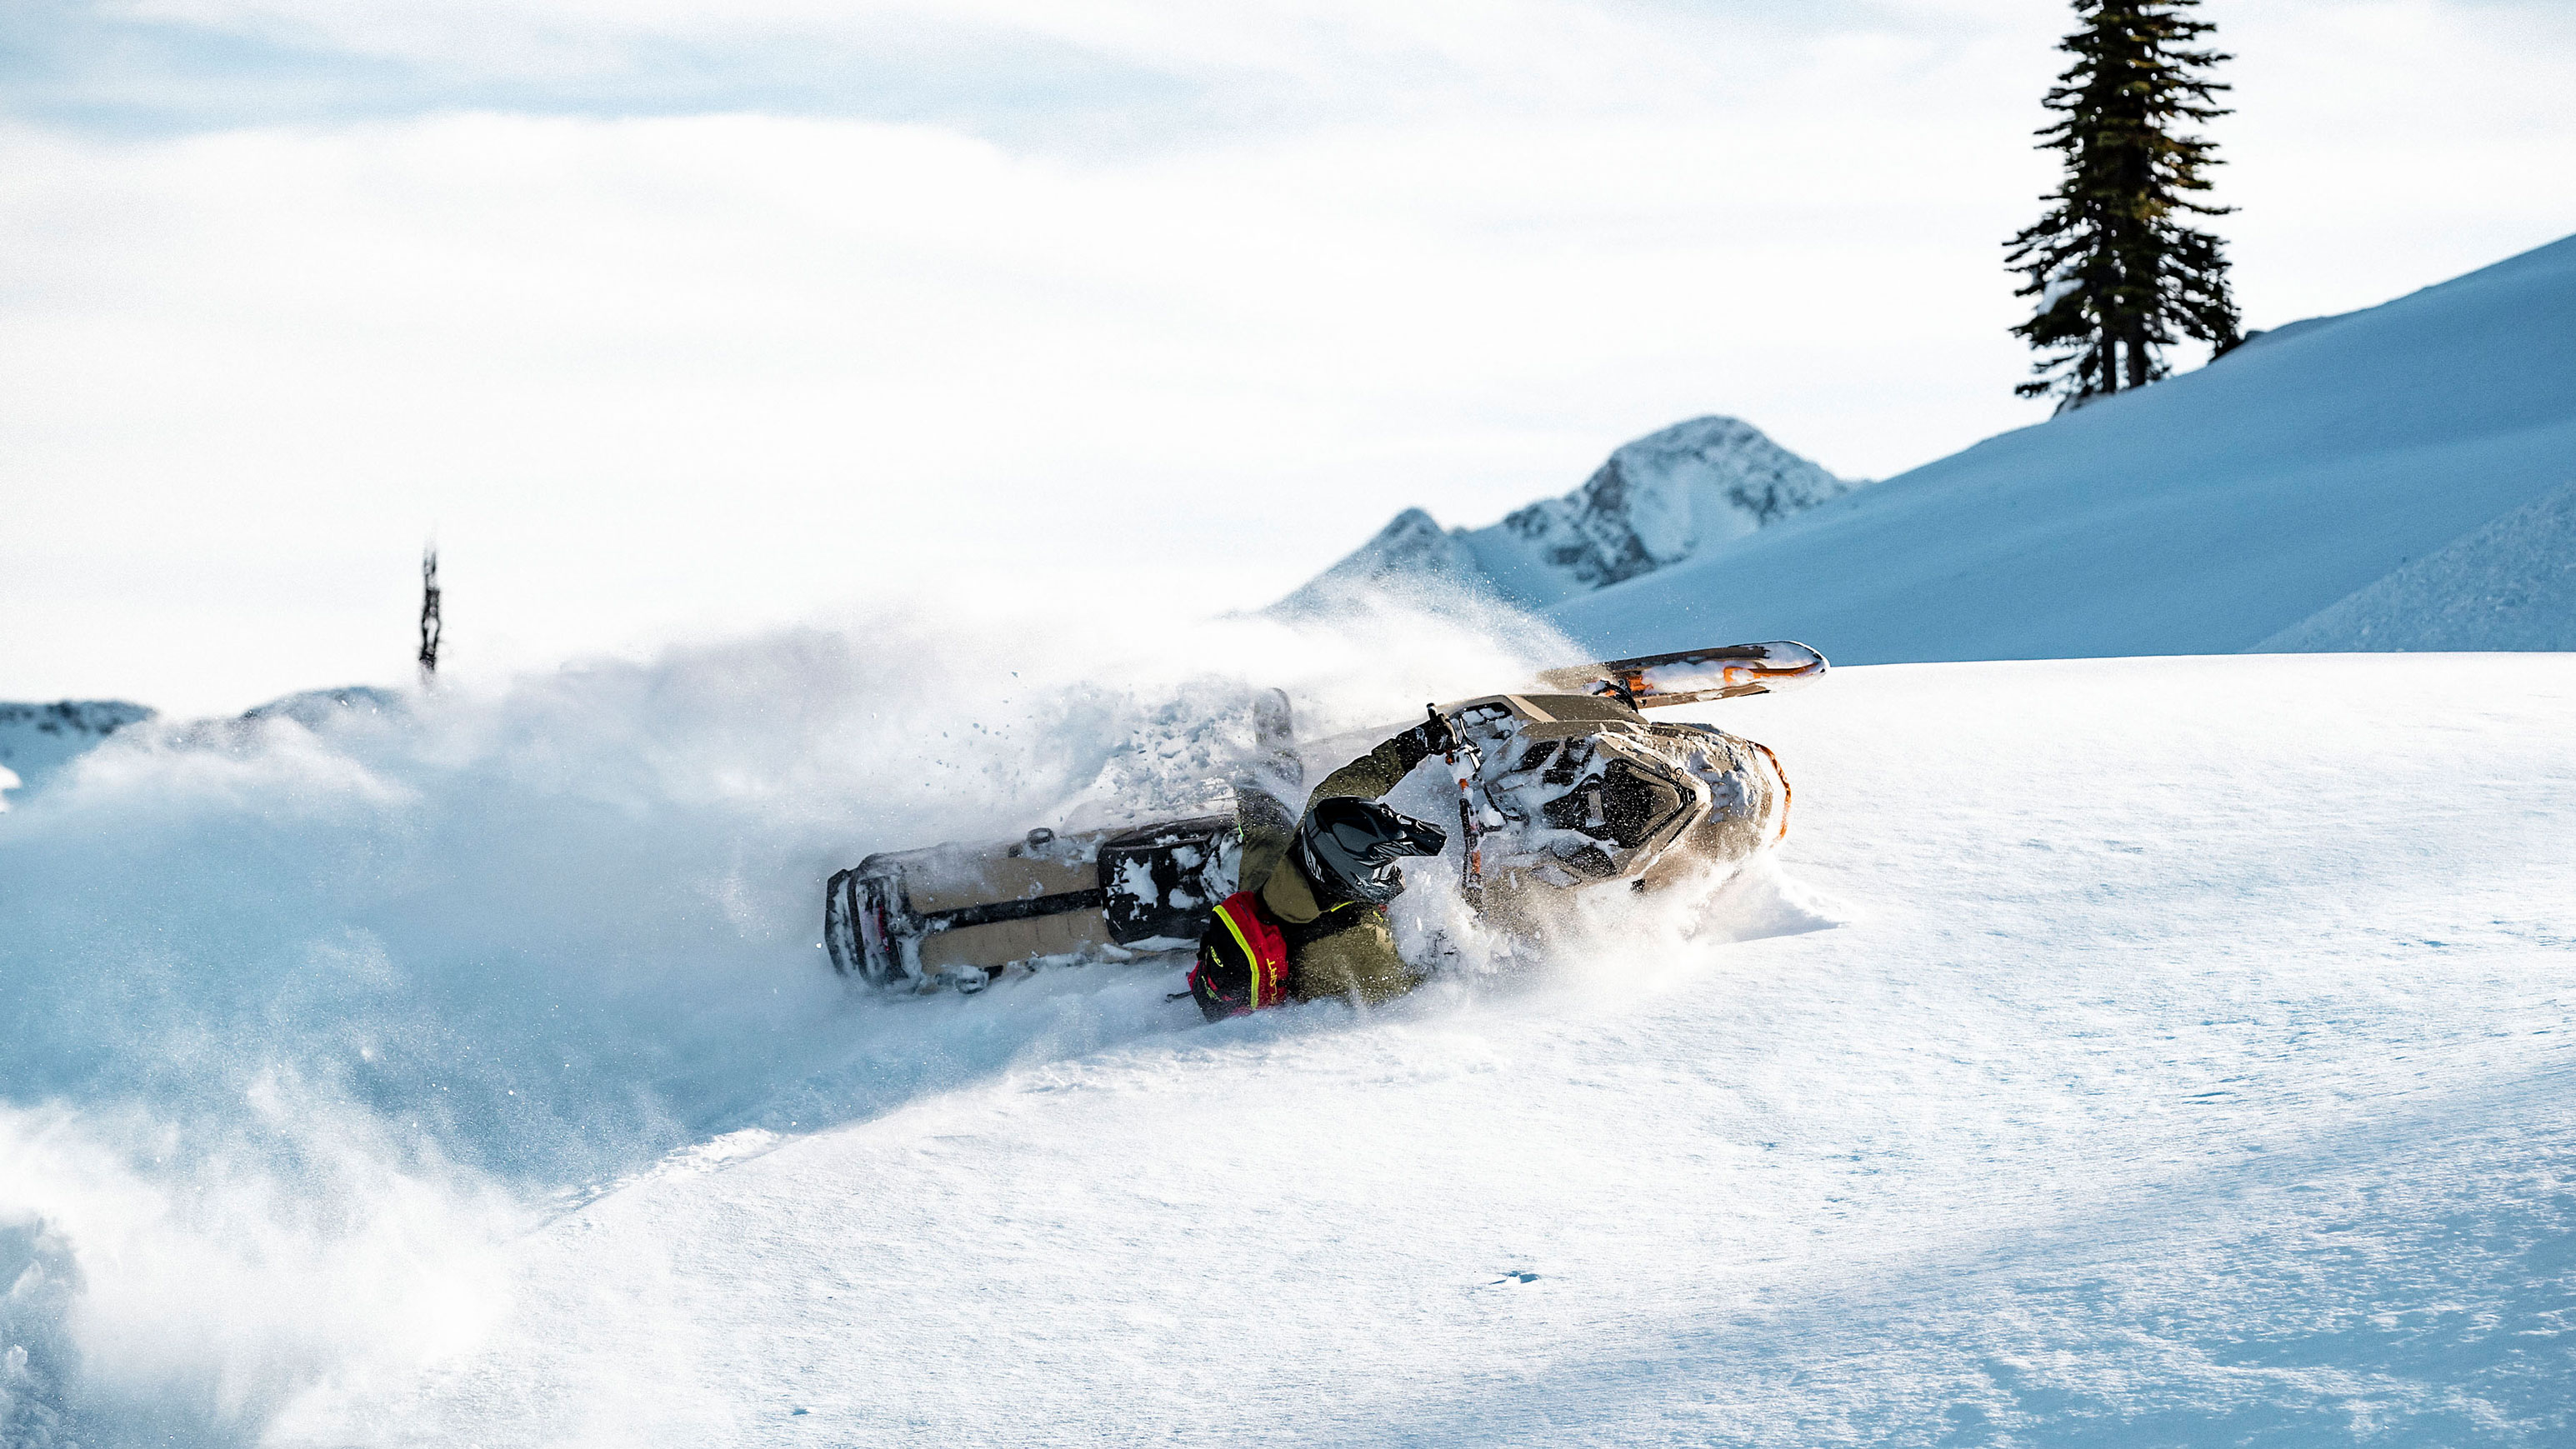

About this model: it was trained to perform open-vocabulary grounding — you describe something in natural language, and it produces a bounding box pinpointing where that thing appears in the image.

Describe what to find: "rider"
[1187,713,1456,1018]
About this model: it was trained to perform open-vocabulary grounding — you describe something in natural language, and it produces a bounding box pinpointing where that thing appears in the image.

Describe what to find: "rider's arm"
[1233,784,1298,897]
[1307,716,1449,805]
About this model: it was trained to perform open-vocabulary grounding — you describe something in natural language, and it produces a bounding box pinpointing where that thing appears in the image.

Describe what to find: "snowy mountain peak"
[1343,507,1484,587]
[1272,507,1488,612]
[1496,415,1854,594]
[1278,415,1858,614]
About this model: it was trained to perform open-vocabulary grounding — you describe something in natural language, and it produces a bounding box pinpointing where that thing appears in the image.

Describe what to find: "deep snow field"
[3,617,2572,1446]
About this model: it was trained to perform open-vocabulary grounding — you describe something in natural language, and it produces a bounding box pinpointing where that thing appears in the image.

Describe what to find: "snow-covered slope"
[5,621,2570,1446]
[1278,416,1858,613]
[0,700,154,804]
[1548,234,2576,662]
[2257,478,2576,652]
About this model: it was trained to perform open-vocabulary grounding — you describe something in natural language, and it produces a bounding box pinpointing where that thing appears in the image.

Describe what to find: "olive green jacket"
[1258,852,1416,1005]
[1236,725,1441,1006]
[1308,727,1440,804]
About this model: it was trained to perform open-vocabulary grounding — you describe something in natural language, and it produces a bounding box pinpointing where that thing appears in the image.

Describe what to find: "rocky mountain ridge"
[1276,415,1860,613]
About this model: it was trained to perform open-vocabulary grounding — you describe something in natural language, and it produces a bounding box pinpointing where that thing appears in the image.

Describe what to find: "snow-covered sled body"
[823,641,1824,991]
[1440,688,1793,927]
[825,816,1240,991]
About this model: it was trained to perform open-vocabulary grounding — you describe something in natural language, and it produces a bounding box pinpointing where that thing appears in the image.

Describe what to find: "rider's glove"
[1409,706,1458,757]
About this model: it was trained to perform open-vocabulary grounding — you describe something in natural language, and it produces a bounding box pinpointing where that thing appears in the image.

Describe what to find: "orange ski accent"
[1747,738,1793,841]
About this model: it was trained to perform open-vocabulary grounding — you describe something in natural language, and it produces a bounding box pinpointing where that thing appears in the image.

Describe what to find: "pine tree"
[2006,0,2243,411]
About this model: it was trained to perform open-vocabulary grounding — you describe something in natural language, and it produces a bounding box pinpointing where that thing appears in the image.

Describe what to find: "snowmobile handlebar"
[1421,703,1459,757]
[1432,702,1487,900]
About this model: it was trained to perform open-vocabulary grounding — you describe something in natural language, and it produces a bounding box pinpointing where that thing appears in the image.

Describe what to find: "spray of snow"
[2,592,1748,1444]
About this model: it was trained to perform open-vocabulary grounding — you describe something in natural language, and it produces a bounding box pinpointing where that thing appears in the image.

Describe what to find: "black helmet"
[1297,797,1448,905]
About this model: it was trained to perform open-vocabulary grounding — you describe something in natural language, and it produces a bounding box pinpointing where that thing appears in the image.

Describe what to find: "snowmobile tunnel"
[824,814,1238,987]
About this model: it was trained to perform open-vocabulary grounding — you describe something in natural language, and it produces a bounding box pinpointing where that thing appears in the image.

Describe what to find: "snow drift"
[1547,232,2576,662]
[2257,477,2576,652]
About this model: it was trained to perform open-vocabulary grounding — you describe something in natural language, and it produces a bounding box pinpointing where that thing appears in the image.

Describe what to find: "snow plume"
[0,596,1646,1442]
[1383,835,1843,1003]
[0,1095,518,1445]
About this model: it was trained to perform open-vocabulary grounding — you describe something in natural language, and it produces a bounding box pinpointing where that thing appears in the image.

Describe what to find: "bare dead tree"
[418,547,443,682]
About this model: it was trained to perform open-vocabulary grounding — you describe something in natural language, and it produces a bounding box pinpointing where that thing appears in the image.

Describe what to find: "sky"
[3,0,2573,714]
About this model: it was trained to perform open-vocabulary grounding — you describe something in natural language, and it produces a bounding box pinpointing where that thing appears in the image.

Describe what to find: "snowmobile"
[822,641,1826,992]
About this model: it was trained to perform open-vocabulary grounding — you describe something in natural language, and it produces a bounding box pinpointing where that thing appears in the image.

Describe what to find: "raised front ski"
[1534,640,1827,707]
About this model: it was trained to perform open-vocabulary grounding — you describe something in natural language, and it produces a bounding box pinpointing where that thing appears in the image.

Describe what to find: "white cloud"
[110,0,1762,90]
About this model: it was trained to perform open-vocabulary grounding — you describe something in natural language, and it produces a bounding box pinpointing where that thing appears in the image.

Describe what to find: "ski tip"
[1533,640,1828,707]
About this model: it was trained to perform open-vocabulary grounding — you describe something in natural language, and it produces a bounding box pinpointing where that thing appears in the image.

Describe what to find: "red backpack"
[1186,890,1291,1021]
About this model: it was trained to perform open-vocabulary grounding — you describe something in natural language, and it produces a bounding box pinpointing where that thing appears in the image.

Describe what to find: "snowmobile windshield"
[1298,797,1448,906]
